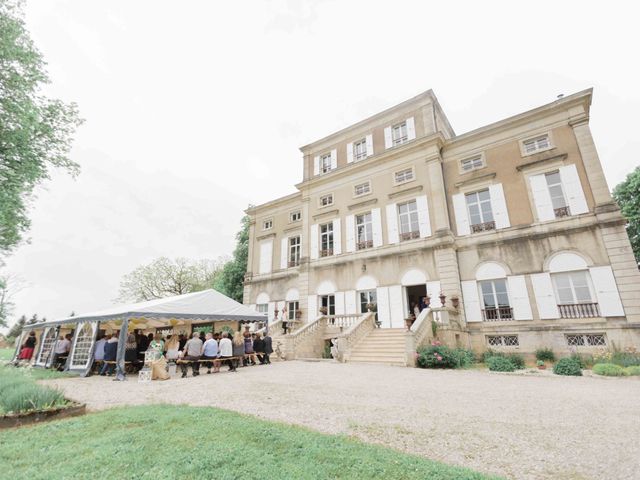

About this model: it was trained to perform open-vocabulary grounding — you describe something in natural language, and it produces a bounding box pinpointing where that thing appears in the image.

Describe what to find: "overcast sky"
[3,0,640,326]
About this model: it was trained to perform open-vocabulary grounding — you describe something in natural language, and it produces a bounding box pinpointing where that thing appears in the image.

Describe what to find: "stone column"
[426,155,451,232]
[570,119,615,208]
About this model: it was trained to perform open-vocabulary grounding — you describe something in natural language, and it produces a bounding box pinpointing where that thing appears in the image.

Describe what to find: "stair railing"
[331,312,376,362]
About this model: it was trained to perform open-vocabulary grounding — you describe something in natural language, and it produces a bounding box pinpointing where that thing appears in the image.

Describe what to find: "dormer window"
[522,134,551,155]
[320,153,332,174]
[290,211,301,222]
[460,155,485,173]
[353,139,367,161]
[319,193,334,207]
[392,122,408,146]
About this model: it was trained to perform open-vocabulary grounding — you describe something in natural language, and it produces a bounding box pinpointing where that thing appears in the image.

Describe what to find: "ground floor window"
[565,333,606,347]
[256,304,268,315]
[320,295,335,316]
[358,290,376,313]
[288,301,299,320]
[486,335,519,347]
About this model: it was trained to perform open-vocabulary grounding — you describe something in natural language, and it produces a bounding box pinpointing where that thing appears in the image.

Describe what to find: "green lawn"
[0,348,14,361]
[0,405,500,480]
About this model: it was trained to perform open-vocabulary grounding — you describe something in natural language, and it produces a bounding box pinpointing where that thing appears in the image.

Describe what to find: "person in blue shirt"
[201,332,219,374]
[100,334,119,376]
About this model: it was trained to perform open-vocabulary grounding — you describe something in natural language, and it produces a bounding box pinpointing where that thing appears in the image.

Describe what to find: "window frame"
[262,219,273,231]
[287,301,300,321]
[393,166,415,186]
[318,193,334,208]
[358,290,377,314]
[353,180,372,198]
[391,121,408,146]
[544,171,571,218]
[519,132,554,156]
[320,153,332,174]
[288,235,301,267]
[552,270,595,305]
[319,222,334,257]
[565,333,606,347]
[290,211,301,223]
[486,334,519,347]
[353,138,368,162]
[355,212,373,250]
[397,200,420,240]
[459,154,486,174]
[465,189,495,232]
[256,304,268,315]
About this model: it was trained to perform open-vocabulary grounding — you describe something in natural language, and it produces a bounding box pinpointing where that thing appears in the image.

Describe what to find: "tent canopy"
[24,289,265,329]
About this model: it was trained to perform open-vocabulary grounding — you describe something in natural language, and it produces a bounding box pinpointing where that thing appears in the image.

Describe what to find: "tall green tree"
[214,215,249,303]
[117,257,226,303]
[0,0,82,256]
[7,313,26,338]
[613,166,640,264]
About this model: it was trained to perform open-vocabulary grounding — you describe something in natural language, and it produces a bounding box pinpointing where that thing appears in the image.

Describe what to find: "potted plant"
[319,307,328,315]
[295,309,302,320]
[366,302,377,312]
[405,316,415,330]
[536,360,546,370]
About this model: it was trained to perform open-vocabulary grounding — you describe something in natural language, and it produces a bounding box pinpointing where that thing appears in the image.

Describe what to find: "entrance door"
[405,284,427,319]
[320,295,335,316]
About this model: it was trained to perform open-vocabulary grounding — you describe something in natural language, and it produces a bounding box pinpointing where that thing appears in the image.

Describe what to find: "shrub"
[416,344,475,369]
[553,357,582,376]
[623,366,640,376]
[0,366,68,414]
[592,363,625,376]
[535,348,556,363]
[486,356,517,372]
[610,351,640,367]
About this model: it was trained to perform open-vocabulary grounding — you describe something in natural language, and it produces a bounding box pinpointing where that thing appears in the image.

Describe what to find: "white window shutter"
[426,281,441,299]
[310,224,319,260]
[461,280,482,322]
[386,203,399,244]
[268,302,276,321]
[559,164,588,215]
[365,134,373,156]
[531,273,560,319]
[489,183,510,229]
[259,240,273,274]
[416,195,431,238]
[384,127,392,149]
[376,286,391,327]
[346,142,354,163]
[334,292,345,315]
[345,215,356,252]
[345,290,357,314]
[371,208,383,247]
[388,285,404,328]
[406,116,416,140]
[313,156,320,176]
[307,295,318,320]
[453,193,471,236]
[332,218,342,255]
[589,266,624,316]
[507,275,533,320]
[529,173,555,222]
[280,237,288,269]
[330,149,337,170]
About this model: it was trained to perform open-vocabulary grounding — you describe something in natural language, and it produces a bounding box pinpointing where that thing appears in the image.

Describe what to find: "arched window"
[475,262,512,321]
[70,322,97,369]
[547,252,598,317]
[355,275,377,314]
[255,292,269,316]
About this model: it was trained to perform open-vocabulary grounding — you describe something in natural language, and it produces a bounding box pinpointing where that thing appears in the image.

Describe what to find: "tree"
[0,272,24,328]
[0,1,83,256]
[613,166,640,264]
[7,313,26,338]
[117,257,226,303]
[214,215,249,303]
[27,313,38,325]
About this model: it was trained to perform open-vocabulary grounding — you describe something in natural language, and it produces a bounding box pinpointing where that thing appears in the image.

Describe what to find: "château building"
[243,88,640,362]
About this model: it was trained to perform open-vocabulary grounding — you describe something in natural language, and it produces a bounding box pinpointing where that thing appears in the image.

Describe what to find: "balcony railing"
[482,307,514,321]
[400,231,420,241]
[554,206,571,218]
[558,303,600,319]
[357,240,373,250]
[471,220,496,233]
[320,249,333,258]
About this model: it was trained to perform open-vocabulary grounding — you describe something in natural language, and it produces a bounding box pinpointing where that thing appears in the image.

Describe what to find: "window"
[566,333,606,347]
[320,222,334,257]
[320,295,335,316]
[319,194,333,207]
[523,134,551,154]
[355,212,373,250]
[545,171,570,218]
[553,271,599,318]
[359,290,376,313]
[465,190,495,232]
[256,304,268,315]
[392,121,408,146]
[398,200,419,241]
[70,322,96,368]
[479,279,512,321]
[487,335,519,347]
[394,167,414,184]
[461,155,484,173]
[320,153,332,174]
[287,301,300,321]
[288,236,300,267]
[290,211,301,222]
[354,181,371,197]
[353,139,367,161]
[263,219,273,230]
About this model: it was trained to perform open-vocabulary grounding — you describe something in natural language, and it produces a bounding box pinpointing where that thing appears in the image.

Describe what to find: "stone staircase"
[347,328,407,366]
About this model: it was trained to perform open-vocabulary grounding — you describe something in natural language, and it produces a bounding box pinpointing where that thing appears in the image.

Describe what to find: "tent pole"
[114,317,130,382]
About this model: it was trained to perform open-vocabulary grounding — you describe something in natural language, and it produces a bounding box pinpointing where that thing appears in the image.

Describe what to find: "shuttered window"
[320,222,334,257]
[398,200,419,240]
[353,139,367,161]
[466,190,494,231]
[392,122,408,145]
[320,153,332,174]
[356,212,373,250]
[288,236,300,267]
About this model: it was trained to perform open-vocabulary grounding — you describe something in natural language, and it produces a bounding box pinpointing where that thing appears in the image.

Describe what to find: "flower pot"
[537,365,546,370]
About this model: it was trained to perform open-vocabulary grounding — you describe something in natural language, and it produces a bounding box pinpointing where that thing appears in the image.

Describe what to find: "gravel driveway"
[43,361,640,480]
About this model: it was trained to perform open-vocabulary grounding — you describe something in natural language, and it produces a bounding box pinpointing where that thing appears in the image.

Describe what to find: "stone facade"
[243,88,640,357]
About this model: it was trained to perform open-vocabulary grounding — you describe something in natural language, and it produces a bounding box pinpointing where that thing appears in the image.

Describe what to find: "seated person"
[180,332,203,378]
[99,334,119,376]
[201,332,219,374]
[53,334,72,371]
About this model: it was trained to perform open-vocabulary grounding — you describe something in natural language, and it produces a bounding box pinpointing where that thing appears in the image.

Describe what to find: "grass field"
[0,348,14,361]
[0,404,500,480]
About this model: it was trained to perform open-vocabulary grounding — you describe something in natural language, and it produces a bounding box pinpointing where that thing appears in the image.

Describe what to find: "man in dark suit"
[262,332,273,364]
